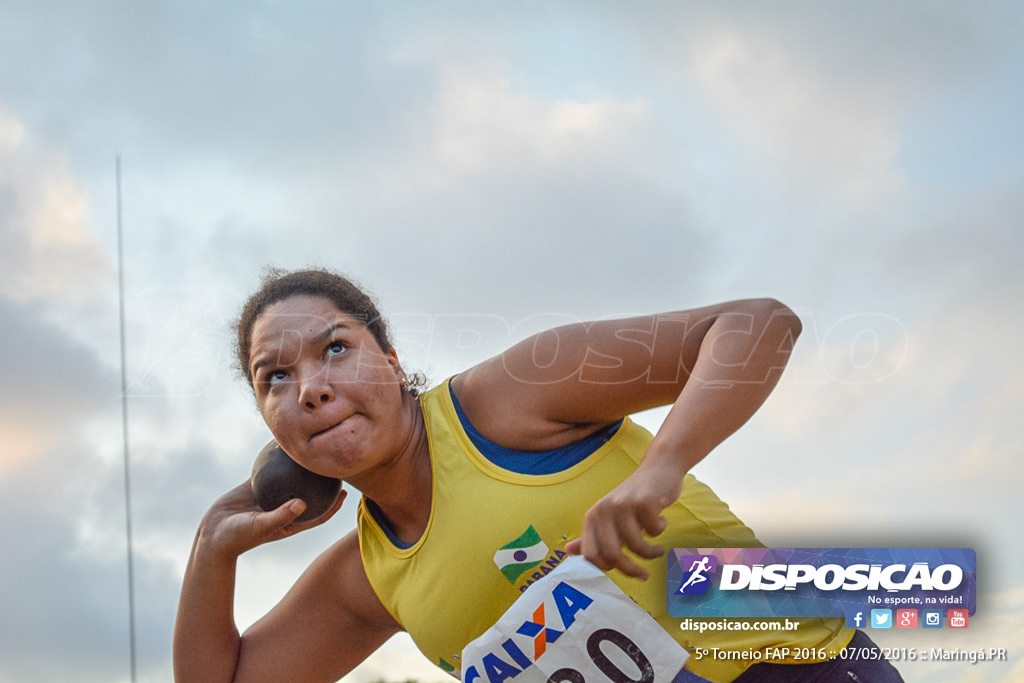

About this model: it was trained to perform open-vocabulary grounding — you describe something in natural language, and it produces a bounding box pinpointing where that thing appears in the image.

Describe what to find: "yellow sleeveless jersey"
[357,379,852,682]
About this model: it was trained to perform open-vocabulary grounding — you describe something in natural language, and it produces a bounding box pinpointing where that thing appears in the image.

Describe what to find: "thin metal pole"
[117,155,139,683]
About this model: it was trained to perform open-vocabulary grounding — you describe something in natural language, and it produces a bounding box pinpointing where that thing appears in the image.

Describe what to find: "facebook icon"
[845,610,865,629]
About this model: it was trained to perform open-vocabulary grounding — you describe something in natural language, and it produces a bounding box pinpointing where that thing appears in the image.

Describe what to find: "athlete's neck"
[350,393,432,545]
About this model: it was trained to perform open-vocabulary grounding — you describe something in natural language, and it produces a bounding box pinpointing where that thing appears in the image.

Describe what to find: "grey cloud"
[888,184,1024,319]
[0,296,119,417]
[0,435,250,683]
[621,0,1021,93]
[0,443,173,682]
[0,2,436,171]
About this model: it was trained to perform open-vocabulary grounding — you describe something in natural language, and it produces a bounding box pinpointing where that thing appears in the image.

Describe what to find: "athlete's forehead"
[249,295,363,373]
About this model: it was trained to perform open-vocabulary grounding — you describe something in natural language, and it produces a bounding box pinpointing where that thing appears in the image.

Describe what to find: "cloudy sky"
[1,1,1022,681]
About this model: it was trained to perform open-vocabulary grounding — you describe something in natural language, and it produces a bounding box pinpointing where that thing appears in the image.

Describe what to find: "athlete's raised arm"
[173,483,400,683]
[451,298,802,579]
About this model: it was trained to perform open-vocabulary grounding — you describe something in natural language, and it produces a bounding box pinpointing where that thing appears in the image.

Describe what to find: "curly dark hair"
[234,267,401,387]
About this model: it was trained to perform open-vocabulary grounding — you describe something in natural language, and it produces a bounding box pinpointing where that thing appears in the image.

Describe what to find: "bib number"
[547,627,654,683]
[462,556,688,683]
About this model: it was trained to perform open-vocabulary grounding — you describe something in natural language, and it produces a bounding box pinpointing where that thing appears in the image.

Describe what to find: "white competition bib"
[462,556,689,683]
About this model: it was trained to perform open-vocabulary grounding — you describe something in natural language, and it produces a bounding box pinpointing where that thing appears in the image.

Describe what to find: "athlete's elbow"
[775,299,802,340]
[751,298,802,342]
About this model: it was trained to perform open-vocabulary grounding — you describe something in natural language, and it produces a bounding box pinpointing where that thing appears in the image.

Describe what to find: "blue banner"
[667,548,976,620]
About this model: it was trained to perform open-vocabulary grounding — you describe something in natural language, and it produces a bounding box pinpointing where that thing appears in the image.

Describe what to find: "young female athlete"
[173,268,902,682]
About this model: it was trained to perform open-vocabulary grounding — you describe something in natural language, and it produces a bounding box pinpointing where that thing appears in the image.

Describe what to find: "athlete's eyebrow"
[310,321,351,347]
[250,352,278,379]
[250,321,352,378]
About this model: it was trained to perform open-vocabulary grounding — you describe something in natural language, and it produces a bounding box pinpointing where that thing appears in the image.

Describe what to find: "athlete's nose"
[298,364,334,411]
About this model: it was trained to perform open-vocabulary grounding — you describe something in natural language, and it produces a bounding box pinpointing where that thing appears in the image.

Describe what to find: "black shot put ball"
[251,440,342,523]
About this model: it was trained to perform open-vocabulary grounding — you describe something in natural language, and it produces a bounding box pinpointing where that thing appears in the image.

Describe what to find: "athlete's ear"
[386,348,405,378]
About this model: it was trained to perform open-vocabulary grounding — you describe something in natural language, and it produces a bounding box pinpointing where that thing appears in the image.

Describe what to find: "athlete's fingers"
[577,506,615,572]
[606,514,652,580]
[624,531,665,561]
[568,526,649,579]
[255,498,308,537]
[584,499,650,579]
[282,488,348,533]
[612,510,648,555]
[569,475,675,580]
[607,496,665,556]
[624,509,667,560]
[636,503,670,538]
[572,500,617,571]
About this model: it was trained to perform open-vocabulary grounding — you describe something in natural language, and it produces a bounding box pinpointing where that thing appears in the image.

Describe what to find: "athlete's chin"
[308,425,374,473]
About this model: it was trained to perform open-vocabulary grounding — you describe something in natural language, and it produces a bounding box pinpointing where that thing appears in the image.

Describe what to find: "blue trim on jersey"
[366,385,624,549]
[365,498,414,549]
[448,383,623,475]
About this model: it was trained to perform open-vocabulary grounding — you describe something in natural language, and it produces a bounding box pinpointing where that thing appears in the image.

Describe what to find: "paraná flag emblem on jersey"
[494,525,549,583]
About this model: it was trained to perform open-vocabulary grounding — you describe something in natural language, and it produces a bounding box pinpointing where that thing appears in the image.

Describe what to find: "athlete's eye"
[268,369,288,386]
[326,341,347,358]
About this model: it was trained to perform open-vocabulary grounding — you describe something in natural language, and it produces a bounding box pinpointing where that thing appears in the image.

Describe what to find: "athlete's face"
[248,295,409,479]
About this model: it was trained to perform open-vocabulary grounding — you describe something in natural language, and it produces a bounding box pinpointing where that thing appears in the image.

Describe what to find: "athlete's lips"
[309,415,353,443]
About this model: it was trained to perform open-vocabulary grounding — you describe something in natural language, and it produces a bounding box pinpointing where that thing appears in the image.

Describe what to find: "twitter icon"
[871,609,892,629]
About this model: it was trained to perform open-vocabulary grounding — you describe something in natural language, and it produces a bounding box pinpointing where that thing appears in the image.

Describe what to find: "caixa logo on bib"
[464,580,594,683]
[667,548,976,620]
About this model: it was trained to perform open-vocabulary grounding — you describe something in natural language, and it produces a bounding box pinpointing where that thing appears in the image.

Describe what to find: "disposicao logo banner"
[667,548,976,619]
